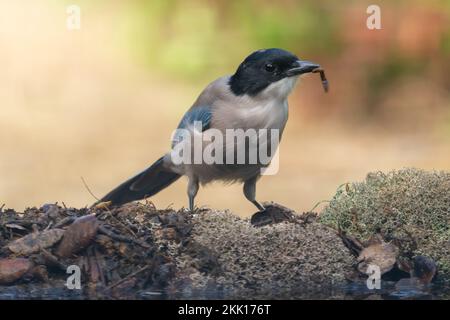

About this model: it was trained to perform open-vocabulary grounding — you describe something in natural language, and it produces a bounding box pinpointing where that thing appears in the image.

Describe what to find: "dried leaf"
[55,214,99,258]
[357,241,399,275]
[5,223,27,231]
[411,255,437,284]
[5,229,65,255]
[250,202,295,227]
[94,201,112,210]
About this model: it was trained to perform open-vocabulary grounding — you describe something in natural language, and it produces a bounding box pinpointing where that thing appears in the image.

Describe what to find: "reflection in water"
[1,281,449,300]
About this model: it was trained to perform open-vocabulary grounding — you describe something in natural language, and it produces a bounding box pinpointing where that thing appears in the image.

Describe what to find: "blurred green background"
[0,0,449,216]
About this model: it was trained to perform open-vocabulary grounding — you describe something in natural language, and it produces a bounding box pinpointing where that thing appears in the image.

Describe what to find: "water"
[1,281,449,300]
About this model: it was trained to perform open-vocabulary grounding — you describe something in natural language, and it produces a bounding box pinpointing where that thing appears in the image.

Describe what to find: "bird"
[98,48,323,213]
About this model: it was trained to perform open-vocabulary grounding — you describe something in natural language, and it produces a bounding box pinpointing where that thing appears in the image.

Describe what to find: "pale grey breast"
[196,76,290,133]
[180,76,291,183]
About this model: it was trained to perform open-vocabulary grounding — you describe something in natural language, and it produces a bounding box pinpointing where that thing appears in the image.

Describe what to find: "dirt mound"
[0,202,354,299]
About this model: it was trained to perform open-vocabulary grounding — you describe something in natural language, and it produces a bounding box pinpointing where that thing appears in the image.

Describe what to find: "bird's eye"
[265,63,275,72]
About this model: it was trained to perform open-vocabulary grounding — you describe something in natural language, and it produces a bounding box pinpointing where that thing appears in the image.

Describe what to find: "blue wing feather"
[177,106,212,131]
[172,106,212,148]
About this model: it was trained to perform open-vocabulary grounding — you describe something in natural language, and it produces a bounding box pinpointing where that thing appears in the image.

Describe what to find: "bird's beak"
[286,60,320,77]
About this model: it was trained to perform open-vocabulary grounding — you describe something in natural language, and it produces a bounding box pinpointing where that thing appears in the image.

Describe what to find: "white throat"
[256,76,299,101]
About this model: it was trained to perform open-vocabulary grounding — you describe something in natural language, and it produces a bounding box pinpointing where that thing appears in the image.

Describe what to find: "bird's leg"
[187,176,199,212]
[243,177,265,212]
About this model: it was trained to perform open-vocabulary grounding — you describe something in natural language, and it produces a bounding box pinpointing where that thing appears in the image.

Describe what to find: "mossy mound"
[171,208,355,299]
[320,168,450,280]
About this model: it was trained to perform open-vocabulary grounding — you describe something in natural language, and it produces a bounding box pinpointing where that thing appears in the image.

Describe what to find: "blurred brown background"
[0,0,449,216]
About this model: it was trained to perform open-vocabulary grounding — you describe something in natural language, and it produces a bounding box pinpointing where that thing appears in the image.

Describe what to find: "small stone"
[0,258,34,285]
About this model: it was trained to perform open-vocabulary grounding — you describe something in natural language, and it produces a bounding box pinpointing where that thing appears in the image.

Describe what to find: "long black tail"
[97,156,181,206]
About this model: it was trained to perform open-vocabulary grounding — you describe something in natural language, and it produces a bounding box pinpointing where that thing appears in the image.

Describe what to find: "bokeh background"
[1,0,449,216]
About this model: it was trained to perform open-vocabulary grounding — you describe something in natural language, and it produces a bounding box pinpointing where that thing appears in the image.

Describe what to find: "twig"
[165,203,174,210]
[44,221,53,231]
[53,216,76,228]
[81,176,100,201]
[94,203,137,237]
[40,249,67,270]
[144,199,156,209]
[103,209,137,238]
[335,182,351,193]
[98,225,150,248]
[106,266,149,290]
[94,247,106,286]
[309,200,330,212]
[337,228,364,257]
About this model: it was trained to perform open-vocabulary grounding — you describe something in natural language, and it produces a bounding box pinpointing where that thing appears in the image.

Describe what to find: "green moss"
[174,209,355,298]
[320,168,450,280]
